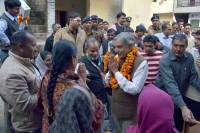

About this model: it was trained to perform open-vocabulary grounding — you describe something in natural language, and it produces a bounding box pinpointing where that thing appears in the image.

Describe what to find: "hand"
[77,63,87,83]
[108,54,119,74]
[196,58,200,68]
[181,106,195,123]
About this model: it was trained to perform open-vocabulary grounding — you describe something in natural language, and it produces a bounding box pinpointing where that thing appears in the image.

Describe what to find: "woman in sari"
[39,40,93,133]
[36,51,52,78]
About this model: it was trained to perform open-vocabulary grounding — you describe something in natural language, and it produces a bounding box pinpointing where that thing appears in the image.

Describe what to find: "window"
[190,20,199,28]
[177,0,200,7]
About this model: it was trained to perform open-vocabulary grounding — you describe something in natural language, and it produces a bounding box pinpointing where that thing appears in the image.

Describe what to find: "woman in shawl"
[126,84,179,133]
[39,40,93,133]
[36,51,52,77]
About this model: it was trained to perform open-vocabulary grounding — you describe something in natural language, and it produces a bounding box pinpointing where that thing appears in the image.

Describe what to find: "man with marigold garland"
[105,32,148,133]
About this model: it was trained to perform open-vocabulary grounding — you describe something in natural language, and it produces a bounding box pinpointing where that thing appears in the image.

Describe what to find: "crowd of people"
[0,0,200,133]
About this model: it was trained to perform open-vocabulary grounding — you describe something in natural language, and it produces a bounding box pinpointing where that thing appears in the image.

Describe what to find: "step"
[34,33,48,41]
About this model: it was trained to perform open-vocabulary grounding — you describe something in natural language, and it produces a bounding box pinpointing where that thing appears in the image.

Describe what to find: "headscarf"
[126,84,179,133]
[36,53,48,78]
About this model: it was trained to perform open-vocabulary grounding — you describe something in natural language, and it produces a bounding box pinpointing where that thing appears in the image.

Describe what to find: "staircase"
[26,0,48,50]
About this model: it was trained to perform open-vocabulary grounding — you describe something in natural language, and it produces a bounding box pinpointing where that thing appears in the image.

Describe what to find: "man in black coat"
[44,23,61,52]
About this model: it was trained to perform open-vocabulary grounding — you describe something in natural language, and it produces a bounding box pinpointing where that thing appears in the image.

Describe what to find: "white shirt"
[99,44,110,56]
[155,32,172,48]
[105,60,148,95]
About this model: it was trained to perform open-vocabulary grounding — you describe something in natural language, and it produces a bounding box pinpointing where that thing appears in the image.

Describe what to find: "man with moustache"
[82,16,103,48]
[105,32,148,133]
[155,34,200,132]
[78,38,107,133]
[53,12,87,59]
[110,12,126,35]
[147,15,162,35]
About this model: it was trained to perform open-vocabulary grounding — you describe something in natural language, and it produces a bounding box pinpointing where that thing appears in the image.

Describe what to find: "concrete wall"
[0,1,4,15]
[88,0,122,25]
[188,13,200,27]
[55,0,87,21]
[156,13,172,24]
[122,0,152,30]
[174,0,200,13]
[152,0,173,14]
[47,0,55,35]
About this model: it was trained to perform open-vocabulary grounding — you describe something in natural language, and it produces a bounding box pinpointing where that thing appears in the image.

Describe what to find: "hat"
[126,17,132,22]
[136,25,147,33]
[151,15,160,21]
[91,15,98,20]
[82,16,91,23]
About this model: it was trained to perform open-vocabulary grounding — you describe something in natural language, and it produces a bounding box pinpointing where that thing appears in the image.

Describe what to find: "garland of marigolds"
[103,46,138,89]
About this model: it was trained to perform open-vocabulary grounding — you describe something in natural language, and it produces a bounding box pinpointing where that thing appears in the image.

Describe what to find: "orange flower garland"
[103,51,111,73]
[104,46,138,89]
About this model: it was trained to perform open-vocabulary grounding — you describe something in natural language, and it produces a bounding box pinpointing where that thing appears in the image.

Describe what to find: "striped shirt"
[139,50,164,86]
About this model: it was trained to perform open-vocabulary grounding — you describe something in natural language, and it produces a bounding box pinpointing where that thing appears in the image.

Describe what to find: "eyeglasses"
[73,19,82,23]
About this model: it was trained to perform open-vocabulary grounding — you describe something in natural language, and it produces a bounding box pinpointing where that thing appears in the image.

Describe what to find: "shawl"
[126,84,179,133]
[36,53,48,78]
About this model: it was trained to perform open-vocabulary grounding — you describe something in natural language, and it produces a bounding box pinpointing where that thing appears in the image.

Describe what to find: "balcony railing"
[177,0,200,7]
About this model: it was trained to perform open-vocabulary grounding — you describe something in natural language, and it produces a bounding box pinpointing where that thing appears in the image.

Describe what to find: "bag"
[182,120,200,133]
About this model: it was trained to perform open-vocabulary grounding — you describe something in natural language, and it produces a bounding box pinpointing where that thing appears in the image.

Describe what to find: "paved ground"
[0,97,4,133]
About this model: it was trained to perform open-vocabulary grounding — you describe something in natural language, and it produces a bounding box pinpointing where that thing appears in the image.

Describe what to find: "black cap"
[151,15,160,21]
[91,15,98,20]
[136,25,147,32]
[126,17,132,22]
[82,16,91,23]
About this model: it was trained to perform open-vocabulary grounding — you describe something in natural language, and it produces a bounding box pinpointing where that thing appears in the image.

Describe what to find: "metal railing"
[177,0,200,7]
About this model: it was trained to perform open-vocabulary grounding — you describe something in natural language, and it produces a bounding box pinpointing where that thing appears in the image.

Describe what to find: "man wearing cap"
[53,12,87,59]
[124,17,133,31]
[147,15,162,35]
[91,15,105,45]
[132,25,146,50]
[110,12,126,35]
[82,16,102,51]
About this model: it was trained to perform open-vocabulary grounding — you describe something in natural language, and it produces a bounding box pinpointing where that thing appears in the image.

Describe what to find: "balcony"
[177,0,200,7]
[174,0,200,13]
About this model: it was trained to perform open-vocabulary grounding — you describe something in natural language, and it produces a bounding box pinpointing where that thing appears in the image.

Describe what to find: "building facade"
[152,0,200,27]
[0,0,154,43]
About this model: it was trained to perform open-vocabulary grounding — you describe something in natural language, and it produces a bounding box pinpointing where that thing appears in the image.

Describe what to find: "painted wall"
[174,0,200,13]
[158,13,172,23]
[55,0,87,21]
[122,0,153,30]
[0,1,4,15]
[88,0,122,25]
[152,0,173,14]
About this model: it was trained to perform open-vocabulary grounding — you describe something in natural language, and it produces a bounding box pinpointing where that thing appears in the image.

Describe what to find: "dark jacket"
[115,23,125,35]
[0,13,19,51]
[79,55,107,104]
[44,33,54,52]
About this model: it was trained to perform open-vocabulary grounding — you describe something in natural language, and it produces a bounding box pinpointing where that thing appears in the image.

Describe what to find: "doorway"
[56,10,67,27]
